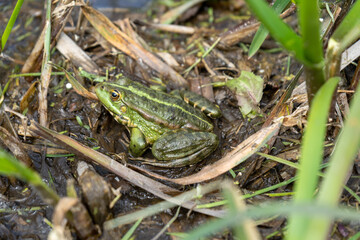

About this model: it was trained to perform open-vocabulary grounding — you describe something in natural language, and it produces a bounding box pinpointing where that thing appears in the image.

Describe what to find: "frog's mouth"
[103,104,130,126]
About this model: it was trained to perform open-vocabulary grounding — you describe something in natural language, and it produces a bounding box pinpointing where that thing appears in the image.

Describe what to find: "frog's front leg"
[129,128,148,157]
[150,130,219,167]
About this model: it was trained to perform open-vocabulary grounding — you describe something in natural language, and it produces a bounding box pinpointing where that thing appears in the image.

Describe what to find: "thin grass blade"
[330,0,360,53]
[223,184,261,240]
[244,0,306,64]
[286,77,339,240]
[121,218,143,240]
[326,1,360,79]
[1,0,24,51]
[0,149,59,205]
[104,181,224,230]
[248,0,291,58]
[298,0,324,65]
[183,202,360,240]
[304,75,360,239]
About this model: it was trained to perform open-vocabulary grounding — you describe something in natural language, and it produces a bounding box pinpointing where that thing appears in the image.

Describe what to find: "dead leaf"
[20,80,38,112]
[50,63,98,100]
[81,5,187,88]
[56,33,101,74]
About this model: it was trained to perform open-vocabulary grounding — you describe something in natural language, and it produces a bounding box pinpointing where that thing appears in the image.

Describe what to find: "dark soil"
[0,0,359,239]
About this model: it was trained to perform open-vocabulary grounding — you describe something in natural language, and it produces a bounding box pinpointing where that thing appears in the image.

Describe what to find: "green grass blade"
[183,202,360,240]
[298,0,325,101]
[257,152,299,169]
[325,0,360,79]
[330,0,360,52]
[244,0,306,64]
[0,149,40,183]
[1,0,24,51]
[304,75,360,239]
[298,0,324,65]
[121,218,143,240]
[224,184,260,239]
[248,0,291,58]
[104,180,223,230]
[349,231,360,240]
[0,148,59,205]
[286,77,339,240]
[152,207,181,239]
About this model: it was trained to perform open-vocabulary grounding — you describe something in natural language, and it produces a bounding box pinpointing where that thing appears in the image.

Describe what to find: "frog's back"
[120,81,213,131]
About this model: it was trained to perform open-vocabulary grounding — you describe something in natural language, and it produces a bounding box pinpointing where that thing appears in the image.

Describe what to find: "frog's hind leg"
[144,149,212,168]
[150,130,218,168]
[179,90,222,118]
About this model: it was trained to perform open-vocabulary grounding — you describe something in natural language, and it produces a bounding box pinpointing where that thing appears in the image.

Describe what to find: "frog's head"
[95,82,128,119]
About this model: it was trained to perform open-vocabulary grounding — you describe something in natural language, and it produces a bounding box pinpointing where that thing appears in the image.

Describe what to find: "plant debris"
[0,0,359,239]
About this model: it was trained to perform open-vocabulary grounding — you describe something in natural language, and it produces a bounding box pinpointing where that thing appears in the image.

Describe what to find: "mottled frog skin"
[95,77,221,167]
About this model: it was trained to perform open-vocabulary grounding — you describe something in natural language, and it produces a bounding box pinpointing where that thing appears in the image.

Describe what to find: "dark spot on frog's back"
[168,114,175,121]
[151,105,158,112]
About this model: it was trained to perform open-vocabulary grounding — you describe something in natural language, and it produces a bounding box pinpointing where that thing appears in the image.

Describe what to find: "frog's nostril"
[101,86,105,90]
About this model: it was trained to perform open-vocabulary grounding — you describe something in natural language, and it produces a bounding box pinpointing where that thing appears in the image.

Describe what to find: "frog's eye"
[110,90,121,101]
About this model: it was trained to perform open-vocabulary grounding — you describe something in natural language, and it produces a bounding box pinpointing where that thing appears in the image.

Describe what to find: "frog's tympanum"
[95,77,221,167]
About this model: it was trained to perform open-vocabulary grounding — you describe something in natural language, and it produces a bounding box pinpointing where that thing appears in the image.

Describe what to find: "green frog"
[95,77,221,167]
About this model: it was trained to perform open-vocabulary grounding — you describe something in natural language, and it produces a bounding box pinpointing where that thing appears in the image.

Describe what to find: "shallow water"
[91,0,153,9]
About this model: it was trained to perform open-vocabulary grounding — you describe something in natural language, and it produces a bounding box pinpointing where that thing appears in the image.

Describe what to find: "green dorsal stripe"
[107,83,212,129]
